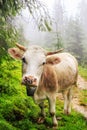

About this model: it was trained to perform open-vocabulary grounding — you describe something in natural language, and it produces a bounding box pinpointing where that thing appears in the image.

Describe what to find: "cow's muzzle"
[22,76,37,87]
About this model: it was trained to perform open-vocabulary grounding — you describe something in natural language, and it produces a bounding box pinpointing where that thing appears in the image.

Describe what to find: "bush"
[0,120,17,130]
[0,58,22,95]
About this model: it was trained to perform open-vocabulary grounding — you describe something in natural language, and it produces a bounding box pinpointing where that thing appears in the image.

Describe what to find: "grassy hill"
[0,58,87,130]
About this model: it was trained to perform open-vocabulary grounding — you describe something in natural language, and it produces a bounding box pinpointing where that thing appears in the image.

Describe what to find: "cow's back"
[46,53,78,92]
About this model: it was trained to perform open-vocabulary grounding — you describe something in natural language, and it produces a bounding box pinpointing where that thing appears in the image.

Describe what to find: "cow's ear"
[52,57,61,64]
[8,48,24,59]
[46,57,61,65]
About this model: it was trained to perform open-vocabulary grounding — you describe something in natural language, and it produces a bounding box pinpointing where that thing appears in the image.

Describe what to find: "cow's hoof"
[37,117,45,124]
[41,112,46,118]
[64,110,70,115]
[53,123,58,130]
[39,112,46,118]
[53,120,58,129]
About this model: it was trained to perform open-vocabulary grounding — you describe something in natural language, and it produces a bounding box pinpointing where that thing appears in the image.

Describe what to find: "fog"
[16,0,81,45]
[14,0,87,59]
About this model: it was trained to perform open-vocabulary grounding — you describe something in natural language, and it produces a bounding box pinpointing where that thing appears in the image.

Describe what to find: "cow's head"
[8,43,63,87]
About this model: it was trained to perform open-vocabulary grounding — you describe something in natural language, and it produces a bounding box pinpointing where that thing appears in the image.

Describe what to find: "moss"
[0,120,17,130]
[0,59,87,130]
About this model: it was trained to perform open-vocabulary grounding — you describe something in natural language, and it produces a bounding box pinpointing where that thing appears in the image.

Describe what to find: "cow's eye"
[42,62,46,65]
[22,57,26,63]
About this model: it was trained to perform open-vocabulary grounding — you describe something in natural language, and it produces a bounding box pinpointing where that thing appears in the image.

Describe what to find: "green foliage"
[0,0,23,58]
[25,0,52,31]
[0,120,17,130]
[0,5,19,59]
[79,66,87,80]
[0,0,22,18]
[0,57,21,94]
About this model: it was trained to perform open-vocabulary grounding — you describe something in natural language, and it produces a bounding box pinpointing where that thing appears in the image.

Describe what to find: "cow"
[8,43,78,127]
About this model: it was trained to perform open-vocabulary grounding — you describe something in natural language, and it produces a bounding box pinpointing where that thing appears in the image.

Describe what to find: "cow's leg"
[63,88,72,115]
[39,102,46,117]
[67,88,73,114]
[48,96,58,126]
[62,90,69,114]
[37,102,46,124]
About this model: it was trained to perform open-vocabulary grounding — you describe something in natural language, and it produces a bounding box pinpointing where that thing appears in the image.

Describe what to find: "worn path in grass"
[57,75,87,119]
[77,75,87,89]
[72,75,87,119]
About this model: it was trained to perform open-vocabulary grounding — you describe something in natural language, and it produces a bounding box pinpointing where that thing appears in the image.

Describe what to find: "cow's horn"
[46,48,64,56]
[16,43,26,51]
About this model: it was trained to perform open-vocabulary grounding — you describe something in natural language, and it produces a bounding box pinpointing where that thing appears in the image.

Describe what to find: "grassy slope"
[78,66,87,80]
[0,60,87,130]
[78,66,87,106]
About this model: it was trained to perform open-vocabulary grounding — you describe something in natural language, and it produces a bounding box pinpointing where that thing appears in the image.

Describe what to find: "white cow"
[8,43,78,127]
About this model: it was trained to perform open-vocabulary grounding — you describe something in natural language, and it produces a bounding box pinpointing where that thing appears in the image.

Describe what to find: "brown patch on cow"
[39,64,58,92]
[15,53,21,58]
[46,57,61,65]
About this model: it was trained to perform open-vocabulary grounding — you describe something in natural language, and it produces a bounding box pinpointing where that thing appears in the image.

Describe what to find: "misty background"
[1,0,87,65]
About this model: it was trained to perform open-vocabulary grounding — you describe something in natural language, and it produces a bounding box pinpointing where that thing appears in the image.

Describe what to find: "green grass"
[78,66,87,106]
[0,59,87,130]
[79,66,87,80]
[78,89,87,106]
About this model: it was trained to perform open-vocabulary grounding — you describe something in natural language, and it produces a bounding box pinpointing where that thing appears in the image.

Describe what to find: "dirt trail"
[72,75,87,119]
[77,75,87,89]
[57,75,87,119]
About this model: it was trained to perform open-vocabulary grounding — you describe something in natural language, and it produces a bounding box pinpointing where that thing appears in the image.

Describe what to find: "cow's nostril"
[25,77,33,84]
[29,80,33,84]
[34,78,37,82]
[26,78,32,84]
[25,76,27,80]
